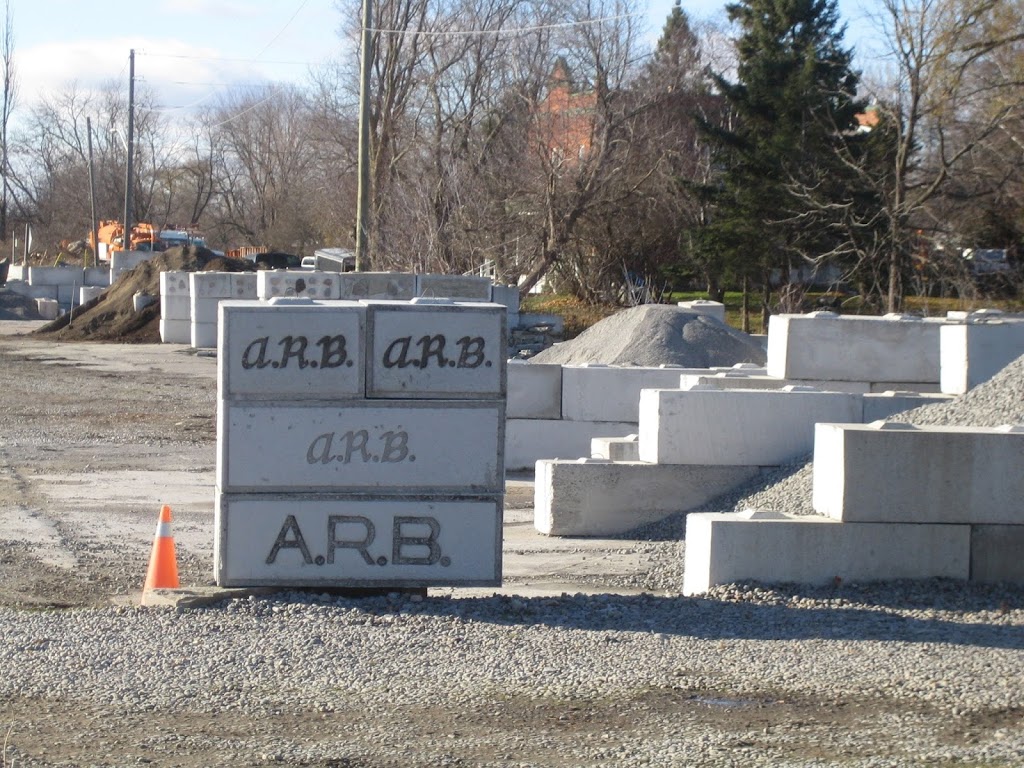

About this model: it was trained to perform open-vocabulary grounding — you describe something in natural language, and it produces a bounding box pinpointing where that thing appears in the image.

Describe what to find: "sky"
[10,0,882,119]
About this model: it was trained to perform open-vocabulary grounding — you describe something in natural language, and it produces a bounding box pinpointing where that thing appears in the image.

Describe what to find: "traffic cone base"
[144,504,180,591]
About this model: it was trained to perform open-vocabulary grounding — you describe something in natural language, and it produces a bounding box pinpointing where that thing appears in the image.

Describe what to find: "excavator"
[89,220,209,261]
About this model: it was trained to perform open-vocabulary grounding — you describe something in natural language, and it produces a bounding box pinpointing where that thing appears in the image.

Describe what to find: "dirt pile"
[0,288,45,320]
[529,304,767,367]
[34,246,254,343]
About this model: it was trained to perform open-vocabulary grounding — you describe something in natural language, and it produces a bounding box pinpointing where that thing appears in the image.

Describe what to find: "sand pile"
[35,246,253,343]
[529,305,766,367]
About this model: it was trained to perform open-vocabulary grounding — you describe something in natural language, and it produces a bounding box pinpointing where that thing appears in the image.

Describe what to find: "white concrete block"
[191,271,234,299]
[218,401,504,494]
[109,250,150,281]
[57,285,77,305]
[677,300,726,323]
[191,321,218,349]
[215,492,502,587]
[257,270,342,300]
[7,265,26,281]
[518,313,564,336]
[490,284,521,314]
[218,300,366,400]
[940,321,1024,395]
[83,267,110,287]
[813,422,1024,524]
[681,373,792,391]
[417,274,492,301]
[505,419,637,471]
[866,381,942,394]
[162,295,191,322]
[191,297,221,325]
[28,266,83,287]
[971,525,1024,583]
[534,459,760,536]
[6,282,58,300]
[231,273,258,300]
[767,312,943,383]
[861,391,953,422]
[338,272,417,301]
[590,435,639,461]
[682,510,970,596]
[639,387,862,466]
[364,300,506,399]
[79,286,104,305]
[160,318,191,344]
[562,365,698,423]
[507,361,562,419]
[35,298,60,320]
[161,271,191,297]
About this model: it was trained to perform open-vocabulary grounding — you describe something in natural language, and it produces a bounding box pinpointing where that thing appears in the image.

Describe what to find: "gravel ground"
[1,329,1023,767]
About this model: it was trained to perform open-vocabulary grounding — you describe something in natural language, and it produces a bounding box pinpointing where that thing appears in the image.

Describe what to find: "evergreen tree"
[700,0,864,319]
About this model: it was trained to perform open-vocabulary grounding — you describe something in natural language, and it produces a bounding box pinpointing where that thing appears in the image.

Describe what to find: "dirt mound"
[33,246,254,343]
[529,304,767,367]
[0,288,46,320]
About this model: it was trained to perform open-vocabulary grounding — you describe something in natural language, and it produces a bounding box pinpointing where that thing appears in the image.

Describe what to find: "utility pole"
[123,49,135,253]
[354,0,372,272]
[86,117,99,268]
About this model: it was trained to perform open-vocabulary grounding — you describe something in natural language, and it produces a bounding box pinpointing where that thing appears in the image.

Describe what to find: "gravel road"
[1,323,1023,767]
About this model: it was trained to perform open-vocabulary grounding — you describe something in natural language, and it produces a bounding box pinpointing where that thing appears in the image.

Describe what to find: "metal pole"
[86,117,99,269]
[122,49,135,253]
[354,0,373,272]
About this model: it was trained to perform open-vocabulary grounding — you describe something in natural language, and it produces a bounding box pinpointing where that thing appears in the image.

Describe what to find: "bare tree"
[1,0,15,242]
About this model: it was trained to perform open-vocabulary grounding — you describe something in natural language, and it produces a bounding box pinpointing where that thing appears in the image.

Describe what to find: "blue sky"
[11,0,882,116]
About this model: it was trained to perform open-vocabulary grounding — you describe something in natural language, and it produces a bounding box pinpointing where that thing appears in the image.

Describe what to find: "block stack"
[214,296,507,588]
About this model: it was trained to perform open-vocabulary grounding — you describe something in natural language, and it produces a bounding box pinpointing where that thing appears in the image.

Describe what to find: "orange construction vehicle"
[89,220,210,261]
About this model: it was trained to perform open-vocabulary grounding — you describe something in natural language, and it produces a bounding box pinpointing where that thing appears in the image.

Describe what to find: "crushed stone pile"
[529,304,766,367]
[0,288,45,320]
[34,246,254,343]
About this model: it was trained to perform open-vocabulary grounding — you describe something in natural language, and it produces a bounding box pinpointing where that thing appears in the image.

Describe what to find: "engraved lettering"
[392,516,442,566]
[241,337,273,369]
[340,429,372,463]
[417,335,447,368]
[307,433,337,464]
[383,336,414,368]
[327,515,375,565]
[316,334,348,369]
[278,335,310,369]
[380,431,409,463]
[456,336,486,368]
[267,515,313,564]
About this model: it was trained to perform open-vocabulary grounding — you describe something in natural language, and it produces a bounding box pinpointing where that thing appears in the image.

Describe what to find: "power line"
[139,52,316,66]
[369,11,644,37]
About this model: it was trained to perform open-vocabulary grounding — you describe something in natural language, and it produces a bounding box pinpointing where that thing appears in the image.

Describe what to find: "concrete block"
[7,265,25,281]
[861,391,953,422]
[257,270,342,300]
[507,361,562,419]
[79,286,104,305]
[215,492,502,588]
[218,400,504,494]
[110,250,150,281]
[231,273,258,300]
[505,419,637,471]
[57,285,77,305]
[338,272,417,301]
[191,321,218,349]
[191,297,221,325]
[6,282,58,300]
[160,318,191,344]
[813,422,1024,524]
[767,312,943,383]
[681,373,792,391]
[191,271,234,299]
[161,271,191,297]
[867,381,942,394]
[162,295,191,322]
[681,510,970,595]
[218,299,366,400]
[83,267,110,287]
[364,300,506,399]
[490,284,521,314]
[518,313,564,336]
[971,525,1024,583]
[535,459,761,536]
[941,321,1024,395]
[28,266,83,287]
[35,298,60,320]
[639,387,862,466]
[417,274,492,301]
[677,300,726,323]
[590,434,640,461]
[562,365,698,423]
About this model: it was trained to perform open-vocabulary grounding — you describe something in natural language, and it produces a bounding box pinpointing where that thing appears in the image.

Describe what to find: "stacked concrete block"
[490,285,521,328]
[677,299,726,324]
[507,361,562,419]
[190,272,233,348]
[590,434,640,461]
[561,364,701,423]
[861,390,953,421]
[256,269,342,300]
[638,386,861,466]
[160,271,192,344]
[7,281,58,300]
[79,286,104,305]
[416,274,492,300]
[767,311,945,387]
[940,317,1024,395]
[35,298,60,320]
[337,272,417,301]
[683,421,1024,594]
[109,250,150,282]
[215,297,506,588]
[83,267,110,288]
[507,418,636,472]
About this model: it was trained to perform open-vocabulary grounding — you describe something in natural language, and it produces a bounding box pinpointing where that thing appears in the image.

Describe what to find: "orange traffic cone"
[143,504,180,592]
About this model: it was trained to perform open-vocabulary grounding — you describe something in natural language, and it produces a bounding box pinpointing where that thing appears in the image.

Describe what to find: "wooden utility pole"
[123,49,135,252]
[86,117,99,268]
[354,0,372,272]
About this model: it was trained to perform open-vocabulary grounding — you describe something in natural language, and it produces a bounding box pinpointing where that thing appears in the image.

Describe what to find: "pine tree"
[700,0,864,319]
